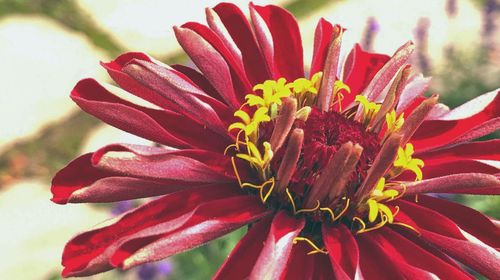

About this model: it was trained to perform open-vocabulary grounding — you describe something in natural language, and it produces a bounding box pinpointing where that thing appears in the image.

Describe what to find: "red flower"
[52,3,500,279]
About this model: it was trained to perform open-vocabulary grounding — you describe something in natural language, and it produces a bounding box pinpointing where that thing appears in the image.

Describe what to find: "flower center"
[226,74,424,254]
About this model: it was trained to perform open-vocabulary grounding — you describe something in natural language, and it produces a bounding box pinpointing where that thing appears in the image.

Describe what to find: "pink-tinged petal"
[357,233,436,280]
[213,216,273,280]
[342,44,390,107]
[280,241,315,280]
[101,52,175,110]
[396,200,500,278]
[411,89,500,152]
[417,139,500,162]
[174,25,243,109]
[52,153,210,204]
[250,211,305,279]
[362,41,415,102]
[250,3,304,81]
[71,78,229,151]
[310,18,334,75]
[213,3,271,84]
[417,195,500,249]
[396,74,432,114]
[322,224,360,280]
[61,187,266,277]
[111,195,269,269]
[102,52,230,116]
[402,173,500,195]
[171,64,224,103]
[65,177,210,204]
[317,25,343,112]
[368,228,473,279]
[122,59,229,137]
[91,144,233,183]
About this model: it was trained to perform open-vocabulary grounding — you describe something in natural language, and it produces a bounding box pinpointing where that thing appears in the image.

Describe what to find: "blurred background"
[0,0,498,279]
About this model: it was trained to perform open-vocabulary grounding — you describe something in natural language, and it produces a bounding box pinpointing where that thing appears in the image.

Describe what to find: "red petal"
[250,211,305,279]
[51,153,112,204]
[396,200,500,278]
[342,44,390,107]
[419,139,500,163]
[91,144,233,183]
[71,78,228,151]
[371,228,473,279]
[213,3,271,84]
[250,3,304,81]
[310,18,334,75]
[419,159,499,179]
[402,173,500,195]
[417,195,500,249]
[311,253,335,280]
[412,89,500,152]
[62,187,267,277]
[122,59,229,137]
[213,216,273,279]
[357,233,435,280]
[280,241,315,279]
[322,224,359,279]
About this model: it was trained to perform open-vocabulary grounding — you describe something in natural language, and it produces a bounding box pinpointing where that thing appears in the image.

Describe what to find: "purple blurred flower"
[137,261,173,280]
[446,0,457,17]
[361,17,379,51]
[110,200,135,215]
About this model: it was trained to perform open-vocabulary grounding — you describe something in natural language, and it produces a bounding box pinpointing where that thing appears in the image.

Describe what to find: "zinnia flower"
[52,3,500,279]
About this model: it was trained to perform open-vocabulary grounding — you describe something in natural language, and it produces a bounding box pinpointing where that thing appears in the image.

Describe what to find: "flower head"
[52,3,500,279]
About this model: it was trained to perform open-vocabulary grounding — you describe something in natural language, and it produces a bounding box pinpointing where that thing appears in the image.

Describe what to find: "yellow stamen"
[393,143,424,181]
[385,110,404,134]
[295,200,320,214]
[355,95,381,126]
[321,198,350,222]
[293,237,328,255]
[241,177,275,203]
[332,80,351,111]
[391,222,422,236]
[289,72,322,107]
[285,188,298,214]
